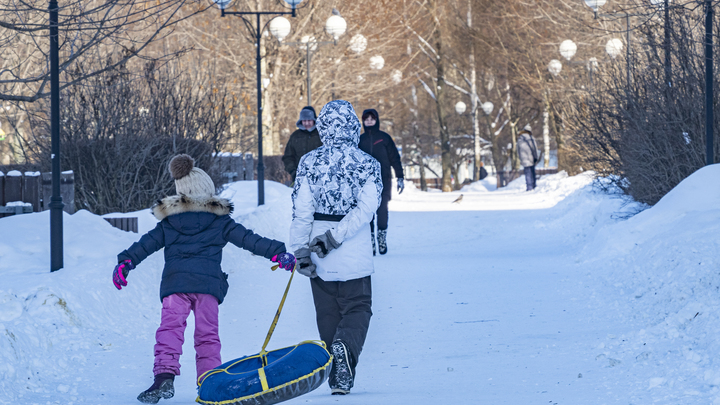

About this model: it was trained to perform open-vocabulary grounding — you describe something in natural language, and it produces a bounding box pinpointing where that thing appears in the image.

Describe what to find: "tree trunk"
[510,123,519,170]
[503,82,519,170]
[430,0,452,192]
[260,39,274,156]
[411,85,427,192]
[550,106,566,172]
[468,0,481,182]
[491,121,504,188]
[543,93,550,168]
[451,164,460,190]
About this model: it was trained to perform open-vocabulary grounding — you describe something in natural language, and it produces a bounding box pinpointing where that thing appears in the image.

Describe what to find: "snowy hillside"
[0,166,719,404]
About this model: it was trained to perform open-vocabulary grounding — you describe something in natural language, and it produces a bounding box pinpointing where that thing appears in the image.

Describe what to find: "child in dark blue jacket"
[112,154,295,404]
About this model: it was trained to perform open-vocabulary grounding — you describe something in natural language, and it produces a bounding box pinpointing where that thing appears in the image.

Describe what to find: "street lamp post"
[284,10,347,106]
[478,101,494,181]
[648,0,673,87]
[480,101,496,184]
[49,0,64,271]
[583,0,633,86]
[213,0,302,206]
[705,0,713,165]
[663,0,671,88]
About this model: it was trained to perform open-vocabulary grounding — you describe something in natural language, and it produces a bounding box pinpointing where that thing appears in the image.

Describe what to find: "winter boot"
[330,340,353,395]
[370,229,377,256]
[377,229,387,255]
[137,373,175,404]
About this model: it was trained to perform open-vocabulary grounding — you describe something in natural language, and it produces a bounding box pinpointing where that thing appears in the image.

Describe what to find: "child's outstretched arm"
[117,222,166,268]
[223,218,286,259]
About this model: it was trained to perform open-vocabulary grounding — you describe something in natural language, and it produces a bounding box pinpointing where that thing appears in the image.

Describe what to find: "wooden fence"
[104,217,138,233]
[407,178,443,189]
[0,171,75,217]
[214,153,255,184]
[214,154,292,187]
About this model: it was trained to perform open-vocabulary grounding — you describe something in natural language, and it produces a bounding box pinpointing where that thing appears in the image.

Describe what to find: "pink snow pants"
[153,293,221,379]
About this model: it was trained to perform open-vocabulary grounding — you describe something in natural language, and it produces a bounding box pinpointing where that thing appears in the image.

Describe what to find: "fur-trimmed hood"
[151,195,234,221]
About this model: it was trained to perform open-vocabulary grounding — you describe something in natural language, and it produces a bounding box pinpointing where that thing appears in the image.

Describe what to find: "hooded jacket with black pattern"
[289,100,383,281]
[117,195,286,304]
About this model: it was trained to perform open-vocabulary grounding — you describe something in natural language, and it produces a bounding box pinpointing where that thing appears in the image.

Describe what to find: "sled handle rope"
[260,263,297,363]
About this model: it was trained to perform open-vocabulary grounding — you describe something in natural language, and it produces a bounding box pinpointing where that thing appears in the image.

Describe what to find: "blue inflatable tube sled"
[196,340,332,405]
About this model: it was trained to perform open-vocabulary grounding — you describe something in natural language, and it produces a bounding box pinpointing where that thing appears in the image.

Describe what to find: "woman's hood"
[316,100,361,148]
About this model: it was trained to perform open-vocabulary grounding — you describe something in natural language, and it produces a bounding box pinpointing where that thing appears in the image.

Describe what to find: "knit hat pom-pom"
[169,154,195,180]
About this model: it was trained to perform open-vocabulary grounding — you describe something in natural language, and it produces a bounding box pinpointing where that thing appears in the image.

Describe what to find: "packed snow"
[1,166,719,404]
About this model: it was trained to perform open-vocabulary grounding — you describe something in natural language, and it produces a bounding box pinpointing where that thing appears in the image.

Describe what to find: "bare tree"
[565,0,720,204]
[176,0,414,156]
[0,0,202,102]
[21,59,235,214]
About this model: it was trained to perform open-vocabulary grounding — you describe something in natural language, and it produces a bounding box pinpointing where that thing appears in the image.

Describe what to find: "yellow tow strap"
[256,263,296,389]
[261,263,296,354]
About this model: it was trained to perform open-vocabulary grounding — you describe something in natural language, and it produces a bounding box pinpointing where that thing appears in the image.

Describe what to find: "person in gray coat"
[517,125,539,191]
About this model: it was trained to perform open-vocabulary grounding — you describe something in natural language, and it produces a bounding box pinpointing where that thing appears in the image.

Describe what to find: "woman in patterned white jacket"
[289,100,382,395]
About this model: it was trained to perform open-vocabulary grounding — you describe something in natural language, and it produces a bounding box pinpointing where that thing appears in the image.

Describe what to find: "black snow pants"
[310,276,372,384]
[369,193,390,232]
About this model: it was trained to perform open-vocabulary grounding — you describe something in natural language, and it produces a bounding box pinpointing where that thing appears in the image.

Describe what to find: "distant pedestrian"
[289,100,383,395]
[517,125,539,191]
[359,108,404,255]
[282,106,322,182]
[112,154,295,404]
[478,161,488,180]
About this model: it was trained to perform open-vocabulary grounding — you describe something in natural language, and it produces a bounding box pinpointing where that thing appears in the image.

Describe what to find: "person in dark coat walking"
[112,154,295,404]
[358,109,404,255]
[478,161,489,180]
[282,106,323,181]
[517,125,539,191]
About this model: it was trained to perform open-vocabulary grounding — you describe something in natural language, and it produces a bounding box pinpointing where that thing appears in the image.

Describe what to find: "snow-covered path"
[217,173,632,405]
[345,179,622,405]
[3,168,720,405]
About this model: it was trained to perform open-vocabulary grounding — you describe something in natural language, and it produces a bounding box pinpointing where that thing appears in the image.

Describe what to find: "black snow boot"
[330,340,354,395]
[377,229,387,255]
[137,373,175,404]
[371,229,377,256]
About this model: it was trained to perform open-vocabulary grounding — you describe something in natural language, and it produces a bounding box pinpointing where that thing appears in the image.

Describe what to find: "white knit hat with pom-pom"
[169,154,215,198]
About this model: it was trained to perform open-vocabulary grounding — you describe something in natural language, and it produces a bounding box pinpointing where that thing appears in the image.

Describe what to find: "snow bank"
[583,164,720,403]
[459,176,498,192]
[0,180,293,404]
[0,209,162,403]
